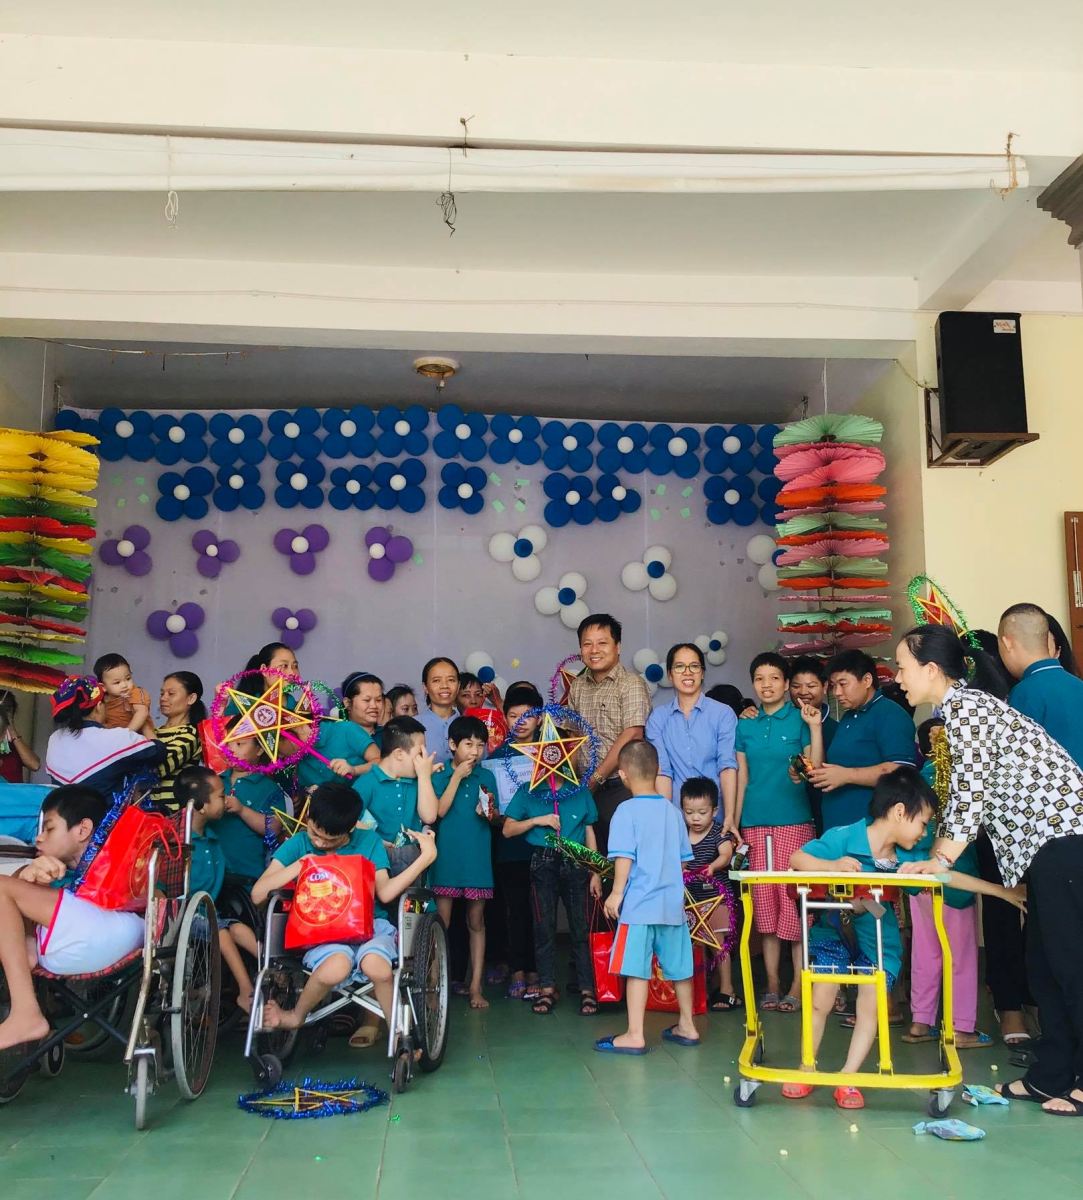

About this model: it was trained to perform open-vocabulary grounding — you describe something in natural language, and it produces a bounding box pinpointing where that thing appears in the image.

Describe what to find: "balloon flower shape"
[99,524,152,577]
[152,413,208,466]
[438,463,486,515]
[633,648,670,695]
[156,466,215,521]
[694,631,729,667]
[463,650,509,697]
[97,409,155,462]
[621,546,677,601]
[209,413,266,467]
[146,601,205,658]
[365,526,413,582]
[488,523,548,583]
[273,606,317,651]
[192,529,240,579]
[274,524,329,576]
[534,572,590,630]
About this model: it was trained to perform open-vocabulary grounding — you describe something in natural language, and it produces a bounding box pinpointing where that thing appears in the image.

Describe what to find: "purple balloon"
[289,552,316,576]
[368,557,395,583]
[217,539,240,564]
[295,608,318,631]
[176,602,205,631]
[279,626,304,650]
[271,606,292,627]
[365,525,390,548]
[146,609,171,638]
[386,535,413,564]
[273,527,298,555]
[197,555,222,580]
[99,541,125,566]
[170,630,199,658]
[125,525,151,551]
[191,529,217,554]
[303,524,330,552]
[127,552,153,577]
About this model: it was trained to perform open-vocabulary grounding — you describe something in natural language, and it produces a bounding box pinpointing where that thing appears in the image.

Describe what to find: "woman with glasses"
[646,643,739,830]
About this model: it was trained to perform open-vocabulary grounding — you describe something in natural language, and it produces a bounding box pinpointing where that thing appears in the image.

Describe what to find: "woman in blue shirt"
[735,652,823,1013]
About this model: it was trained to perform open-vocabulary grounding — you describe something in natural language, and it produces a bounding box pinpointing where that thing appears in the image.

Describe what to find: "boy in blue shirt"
[595,739,698,1055]
[351,715,439,875]
[253,781,435,1034]
[788,766,1026,1109]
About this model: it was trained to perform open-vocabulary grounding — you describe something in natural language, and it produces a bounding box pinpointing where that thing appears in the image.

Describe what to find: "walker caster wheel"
[40,1040,65,1078]
[753,1040,766,1066]
[733,1083,758,1108]
[253,1053,282,1089]
[391,1051,411,1095]
[927,1089,953,1117]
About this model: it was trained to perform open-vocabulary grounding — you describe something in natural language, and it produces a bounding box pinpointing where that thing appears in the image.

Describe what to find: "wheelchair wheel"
[408,912,449,1073]
[170,891,221,1100]
[133,1055,150,1130]
[391,1049,411,1095]
[253,1053,283,1089]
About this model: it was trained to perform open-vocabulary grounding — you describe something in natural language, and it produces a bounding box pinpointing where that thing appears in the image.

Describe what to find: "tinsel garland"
[543,831,613,877]
[548,654,583,704]
[209,668,320,774]
[906,575,982,651]
[237,1076,389,1120]
[928,726,952,815]
[683,867,738,960]
[501,704,599,804]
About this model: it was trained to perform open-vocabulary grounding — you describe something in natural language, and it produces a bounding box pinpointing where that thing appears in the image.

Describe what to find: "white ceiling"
[5,0,1083,70]
[30,339,891,423]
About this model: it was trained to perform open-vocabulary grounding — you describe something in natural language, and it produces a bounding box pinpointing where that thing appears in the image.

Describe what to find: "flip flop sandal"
[902,1027,940,1044]
[834,1086,865,1110]
[996,1078,1056,1104]
[532,994,557,1015]
[709,991,744,1012]
[955,1031,994,1049]
[782,1081,814,1100]
[777,994,801,1013]
[1043,1094,1083,1117]
[348,1025,380,1049]
[760,992,781,1011]
[840,1013,904,1029]
[662,1025,701,1047]
[579,995,599,1016]
[1002,1031,1033,1046]
[594,1035,650,1056]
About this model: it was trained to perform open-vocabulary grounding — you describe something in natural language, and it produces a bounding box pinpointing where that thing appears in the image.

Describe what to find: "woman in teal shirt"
[735,652,823,1013]
[296,672,383,790]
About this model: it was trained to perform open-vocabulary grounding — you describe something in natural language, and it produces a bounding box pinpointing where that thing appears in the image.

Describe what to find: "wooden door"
[1064,513,1083,666]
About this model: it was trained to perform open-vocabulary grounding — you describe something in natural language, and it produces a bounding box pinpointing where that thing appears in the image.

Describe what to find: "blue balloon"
[645,663,664,684]
[557,586,577,606]
[513,538,533,558]
[646,559,666,579]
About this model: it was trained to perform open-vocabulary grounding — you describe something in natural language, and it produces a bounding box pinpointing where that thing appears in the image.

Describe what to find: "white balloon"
[518,524,548,553]
[534,586,561,616]
[511,554,541,582]
[746,534,778,566]
[165,614,186,634]
[560,599,590,630]
[724,489,740,506]
[648,573,678,602]
[709,649,728,667]
[558,571,587,598]
[632,648,660,674]
[694,635,710,652]
[667,436,688,458]
[644,545,672,570]
[722,434,742,454]
[488,531,516,563]
[758,563,780,591]
[465,651,494,676]
[621,561,649,592]
[713,630,730,648]
[492,676,509,696]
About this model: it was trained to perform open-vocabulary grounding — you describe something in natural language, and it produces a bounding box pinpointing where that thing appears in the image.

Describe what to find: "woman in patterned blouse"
[894,624,1083,1117]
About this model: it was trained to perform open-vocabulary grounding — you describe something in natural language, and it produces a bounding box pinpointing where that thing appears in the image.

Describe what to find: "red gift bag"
[198,719,228,773]
[589,902,625,1004]
[75,805,181,911]
[646,946,707,1015]
[463,706,509,755]
[284,855,376,952]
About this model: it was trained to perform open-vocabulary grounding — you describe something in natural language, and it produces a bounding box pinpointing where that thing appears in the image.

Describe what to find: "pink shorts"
[431,886,493,900]
[745,823,815,943]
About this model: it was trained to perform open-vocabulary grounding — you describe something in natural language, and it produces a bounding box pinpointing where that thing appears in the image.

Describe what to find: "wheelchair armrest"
[268,887,296,902]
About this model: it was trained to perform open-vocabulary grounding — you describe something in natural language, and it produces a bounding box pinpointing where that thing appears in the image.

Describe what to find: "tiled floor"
[2,996,1081,1199]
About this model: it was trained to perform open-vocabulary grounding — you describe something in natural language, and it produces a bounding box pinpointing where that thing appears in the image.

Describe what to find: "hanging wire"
[164,135,179,226]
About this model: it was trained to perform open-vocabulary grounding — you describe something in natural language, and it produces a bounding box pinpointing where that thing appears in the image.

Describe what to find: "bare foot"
[0,1012,50,1052]
[236,988,254,1015]
[260,999,302,1031]
[999,1009,1029,1040]
[610,1032,647,1050]
[469,991,490,1010]
[1042,1089,1083,1115]
[672,1023,700,1043]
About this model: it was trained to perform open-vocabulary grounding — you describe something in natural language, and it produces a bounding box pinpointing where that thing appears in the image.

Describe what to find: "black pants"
[592,778,631,857]
[976,832,1033,1011]
[1024,835,1083,1096]
[529,848,592,992]
[496,858,535,975]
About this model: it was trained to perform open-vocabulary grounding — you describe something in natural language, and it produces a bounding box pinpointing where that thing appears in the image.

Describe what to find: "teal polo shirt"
[822,692,915,830]
[505,784,598,849]
[297,720,377,790]
[217,770,283,880]
[352,764,420,841]
[1009,658,1083,770]
[734,701,812,827]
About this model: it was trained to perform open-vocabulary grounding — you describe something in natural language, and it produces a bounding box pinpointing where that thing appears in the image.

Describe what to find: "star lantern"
[220,676,316,764]
[514,712,588,795]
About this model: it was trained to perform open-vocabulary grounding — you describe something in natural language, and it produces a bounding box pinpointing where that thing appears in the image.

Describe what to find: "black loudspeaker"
[934,311,1028,437]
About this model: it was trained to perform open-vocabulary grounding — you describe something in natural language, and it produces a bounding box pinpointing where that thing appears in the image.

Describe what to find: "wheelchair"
[244,885,449,1094]
[0,801,222,1129]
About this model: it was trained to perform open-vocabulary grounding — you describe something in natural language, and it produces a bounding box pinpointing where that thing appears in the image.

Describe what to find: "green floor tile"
[4,1181,105,1200]
[516,1164,664,1200]
[377,1164,519,1200]
[510,1130,634,1172]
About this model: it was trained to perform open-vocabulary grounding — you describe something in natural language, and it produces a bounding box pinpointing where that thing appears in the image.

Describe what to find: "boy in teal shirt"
[431,715,499,1009]
[351,715,439,875]
[254,781,435,1033]
[788,766,1026,1110]
[214,733,285,883]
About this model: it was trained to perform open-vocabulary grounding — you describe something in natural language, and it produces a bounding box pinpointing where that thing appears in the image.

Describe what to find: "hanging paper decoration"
[364,525,413,583]
[0,426,99,692]
[534,572,589,630]
[771,413,891,656]
[488,524,548,583]
[99,524,152,577]
[621,546,677,601]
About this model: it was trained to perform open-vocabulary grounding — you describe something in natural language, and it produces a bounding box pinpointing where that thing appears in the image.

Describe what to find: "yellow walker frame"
[730,871,962,1116]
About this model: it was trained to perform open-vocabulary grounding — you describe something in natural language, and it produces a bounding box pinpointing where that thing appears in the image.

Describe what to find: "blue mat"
[0,781,51,843]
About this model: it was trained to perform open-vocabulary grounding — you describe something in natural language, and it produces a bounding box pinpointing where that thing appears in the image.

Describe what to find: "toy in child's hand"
[682,868,737,957]
[475,785,499,823]
[503,703,600,804]
[790,753,815,782]
[543,831,614,878]
[210,668,322,774]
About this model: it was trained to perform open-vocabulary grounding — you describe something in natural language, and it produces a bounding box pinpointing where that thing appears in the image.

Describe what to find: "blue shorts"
[809,933,897,992]
[301,918,398,980]
[610,922,693,982]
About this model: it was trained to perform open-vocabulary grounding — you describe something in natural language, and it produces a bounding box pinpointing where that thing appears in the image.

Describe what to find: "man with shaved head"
[1000,603,1083,769]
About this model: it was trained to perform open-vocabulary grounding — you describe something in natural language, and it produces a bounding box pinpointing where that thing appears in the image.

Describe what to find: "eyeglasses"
[672,663,703,675]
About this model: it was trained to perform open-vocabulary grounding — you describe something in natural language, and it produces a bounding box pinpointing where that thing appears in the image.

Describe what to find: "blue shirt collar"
[669,694,705,715]
[1021,658,1062,679]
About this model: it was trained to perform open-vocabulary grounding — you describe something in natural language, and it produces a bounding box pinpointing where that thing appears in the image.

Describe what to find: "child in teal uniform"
[217,732,285,884]
[174,766,259,1013]
[352,715,439,874]
[788,766,1026,1110]
[504,734,603,1017]
[597,740,698,1054]
[297,671,383,790]
[431,715,499,1009]
[254,781,436,1034]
